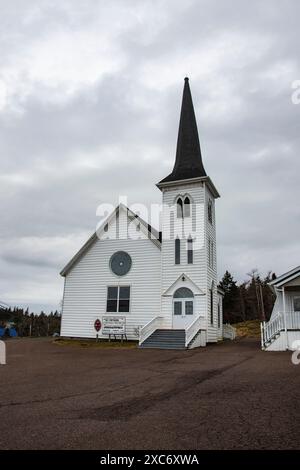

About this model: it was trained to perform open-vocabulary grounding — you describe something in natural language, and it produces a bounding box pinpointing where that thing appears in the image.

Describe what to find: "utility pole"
[259,284,266,322]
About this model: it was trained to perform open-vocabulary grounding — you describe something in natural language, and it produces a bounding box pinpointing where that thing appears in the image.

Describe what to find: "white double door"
[173,298,194,329]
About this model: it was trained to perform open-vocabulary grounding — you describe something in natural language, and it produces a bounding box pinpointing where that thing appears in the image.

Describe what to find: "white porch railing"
[261,311,300,348]
[223,324,236,340]
[261,312,284,348]
[185,315,205,347]
[139,316,165,346]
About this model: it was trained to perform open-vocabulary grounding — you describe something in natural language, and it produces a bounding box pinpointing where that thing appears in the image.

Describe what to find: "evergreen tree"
[219,271,239,322]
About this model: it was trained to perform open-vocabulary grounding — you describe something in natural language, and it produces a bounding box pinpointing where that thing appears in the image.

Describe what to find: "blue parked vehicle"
[0,327,18,338]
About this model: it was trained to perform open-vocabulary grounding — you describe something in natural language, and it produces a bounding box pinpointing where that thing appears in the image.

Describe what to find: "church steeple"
[158,77,207,185]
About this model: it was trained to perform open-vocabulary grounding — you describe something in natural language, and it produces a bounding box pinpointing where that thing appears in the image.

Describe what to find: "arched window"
[210,282,214,325]
[173,287,194,298]
[184,196,190,217]
[177,197,183,218]
[173,287,194,316]
[208,238,214,268]
[208,199,213,224]
[175,238,180,265]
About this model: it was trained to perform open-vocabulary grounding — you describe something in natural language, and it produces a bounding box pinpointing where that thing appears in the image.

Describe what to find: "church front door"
[173,297,194,329]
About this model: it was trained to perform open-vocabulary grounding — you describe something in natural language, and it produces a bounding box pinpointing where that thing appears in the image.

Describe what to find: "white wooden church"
[60,78,224,349]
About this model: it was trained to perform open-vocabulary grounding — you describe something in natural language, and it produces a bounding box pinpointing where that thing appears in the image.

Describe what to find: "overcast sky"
[0,0,299,313]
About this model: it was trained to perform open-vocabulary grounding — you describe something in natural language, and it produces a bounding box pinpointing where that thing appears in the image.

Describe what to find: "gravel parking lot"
[0,337,299,450]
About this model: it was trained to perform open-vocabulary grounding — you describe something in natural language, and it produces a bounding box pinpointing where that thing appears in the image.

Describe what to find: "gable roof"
[60,204,161,277]
[269,265,300,288]
[162,272,205,296]
[158,77,207,186]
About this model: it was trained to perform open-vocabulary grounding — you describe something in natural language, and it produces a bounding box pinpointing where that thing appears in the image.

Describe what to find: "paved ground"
[0,337,300,450]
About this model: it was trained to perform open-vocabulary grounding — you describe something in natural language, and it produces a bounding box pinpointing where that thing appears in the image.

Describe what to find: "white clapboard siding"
[204,184,219,342]
[265,331,300,351]
[270,290,298,321]
[160,181,219,341]
[161,183,206,288]
[61,208,161,340]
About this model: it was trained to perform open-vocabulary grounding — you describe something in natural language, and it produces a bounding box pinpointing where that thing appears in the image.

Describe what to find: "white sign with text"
[102,316,126,335]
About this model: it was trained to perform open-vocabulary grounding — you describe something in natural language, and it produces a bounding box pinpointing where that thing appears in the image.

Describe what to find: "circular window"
[110,251,132,276]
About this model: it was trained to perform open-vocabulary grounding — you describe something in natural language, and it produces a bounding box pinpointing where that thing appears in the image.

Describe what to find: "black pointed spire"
[158,77,206,184]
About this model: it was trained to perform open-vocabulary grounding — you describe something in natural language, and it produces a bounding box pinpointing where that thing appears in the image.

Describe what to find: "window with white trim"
[208,199,213,224]
[176,195,192,218]
[177,198,183,218]
[208,238,214,268]
[175,238,181,265]
[106,286,130,312]
[187,237,193,264]
[210,285,214,325]
[294,297,300,312]
[184,196,191,217]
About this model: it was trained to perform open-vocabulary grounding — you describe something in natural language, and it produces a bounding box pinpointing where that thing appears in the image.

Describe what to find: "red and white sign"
[94,319,101,332]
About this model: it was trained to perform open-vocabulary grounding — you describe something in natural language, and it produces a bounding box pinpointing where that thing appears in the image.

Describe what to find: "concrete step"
[140,329,186,350]
[140,345,186,350]
[150,334,185,338]
[155,330,185,335]
[142,338,185,342]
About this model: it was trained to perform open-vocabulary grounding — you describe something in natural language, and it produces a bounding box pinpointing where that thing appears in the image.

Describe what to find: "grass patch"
[53,338,138,349]
[233,320,261,338]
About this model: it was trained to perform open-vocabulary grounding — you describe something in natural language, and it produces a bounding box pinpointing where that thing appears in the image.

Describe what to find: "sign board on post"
[102,316,126,335]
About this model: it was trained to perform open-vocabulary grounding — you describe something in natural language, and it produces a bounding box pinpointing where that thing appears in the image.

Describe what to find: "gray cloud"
[0,0,299,311]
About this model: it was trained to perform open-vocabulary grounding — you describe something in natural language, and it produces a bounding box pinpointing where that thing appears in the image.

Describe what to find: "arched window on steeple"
[184,196,190,217]
[177,197,183,218]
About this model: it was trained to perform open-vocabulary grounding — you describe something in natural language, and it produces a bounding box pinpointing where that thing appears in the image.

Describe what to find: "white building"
[261,266,300,351]
[60,78,224,349]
